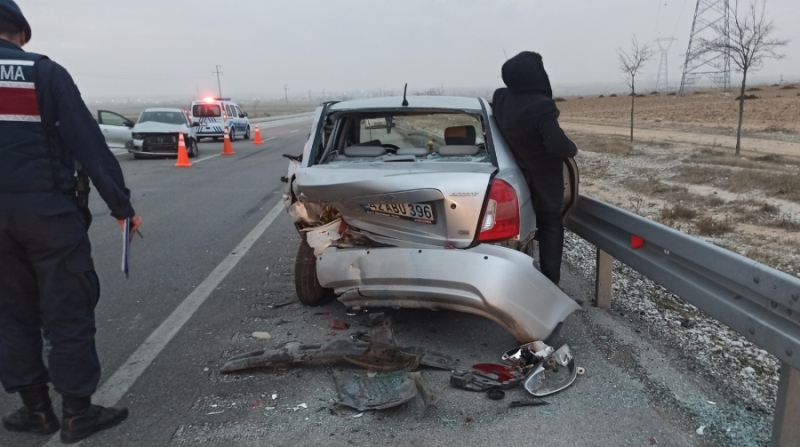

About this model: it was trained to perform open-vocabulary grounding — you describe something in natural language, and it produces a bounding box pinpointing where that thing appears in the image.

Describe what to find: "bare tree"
[618,36,654,142]
[698,0,788,155]
[414,87,445,96]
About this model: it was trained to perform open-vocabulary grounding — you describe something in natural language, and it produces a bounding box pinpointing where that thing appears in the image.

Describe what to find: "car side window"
[235,106,244,118]
[226,105,235,118]
[99,110,132,127]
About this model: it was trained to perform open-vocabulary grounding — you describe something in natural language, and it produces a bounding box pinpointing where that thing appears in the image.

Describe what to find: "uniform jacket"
[0,39,134,219]
[492,51,577,213]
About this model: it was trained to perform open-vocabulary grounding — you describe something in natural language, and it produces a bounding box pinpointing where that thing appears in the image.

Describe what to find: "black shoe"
[60,397,128,444]
[2,386,60,435]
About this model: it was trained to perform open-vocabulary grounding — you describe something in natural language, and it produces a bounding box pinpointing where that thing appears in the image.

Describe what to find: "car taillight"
[477,179,519,243]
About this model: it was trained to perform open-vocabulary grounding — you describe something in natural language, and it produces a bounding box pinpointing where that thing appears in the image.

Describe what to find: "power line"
[213,65,223,98]
[679,0,731,94]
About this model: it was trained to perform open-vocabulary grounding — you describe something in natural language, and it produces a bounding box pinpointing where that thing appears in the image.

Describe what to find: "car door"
[234,105,247,132]
[97,110,134,148]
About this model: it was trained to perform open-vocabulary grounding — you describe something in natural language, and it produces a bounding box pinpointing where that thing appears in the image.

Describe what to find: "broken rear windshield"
[321,111,489,164]
[192,104,222,117]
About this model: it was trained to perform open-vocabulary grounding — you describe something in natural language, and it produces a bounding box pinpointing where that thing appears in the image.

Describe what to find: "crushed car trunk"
[294,163,495,248]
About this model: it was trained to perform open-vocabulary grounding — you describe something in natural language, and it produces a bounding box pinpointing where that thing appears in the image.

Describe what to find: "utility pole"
[655,37,677,92]
[213,65,223,98]
[680,0,731,95]
[284,85,289,105]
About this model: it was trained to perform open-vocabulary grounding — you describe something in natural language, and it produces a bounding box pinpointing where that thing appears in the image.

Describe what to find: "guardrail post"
[772,363,800,447]
[595,248,613,309]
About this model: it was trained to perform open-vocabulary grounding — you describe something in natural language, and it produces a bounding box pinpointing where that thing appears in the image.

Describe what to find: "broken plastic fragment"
[272,394,278,400]
[696,426,705,435]
[329,319,350,330]
[523,344,578,397]
[352,412,364,419]
[252,331,271,340]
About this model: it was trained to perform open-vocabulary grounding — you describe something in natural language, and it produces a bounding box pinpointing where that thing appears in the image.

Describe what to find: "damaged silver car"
[283,96,580,343]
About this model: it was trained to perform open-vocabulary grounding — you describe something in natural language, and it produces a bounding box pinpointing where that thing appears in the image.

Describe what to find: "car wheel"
[294,236,336,306]
[244,125,251,140]
[229,127,236,141]
[187,139,198,158]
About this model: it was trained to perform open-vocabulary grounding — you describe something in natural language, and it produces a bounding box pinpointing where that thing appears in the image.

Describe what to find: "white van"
[190,97,251,141]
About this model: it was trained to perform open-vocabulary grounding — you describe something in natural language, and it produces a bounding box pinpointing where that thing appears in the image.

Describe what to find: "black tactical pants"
[0,208,101,398]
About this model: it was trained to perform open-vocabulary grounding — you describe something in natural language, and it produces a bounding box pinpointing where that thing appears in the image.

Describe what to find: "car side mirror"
[125,121,135,128]
[242,112,248,118]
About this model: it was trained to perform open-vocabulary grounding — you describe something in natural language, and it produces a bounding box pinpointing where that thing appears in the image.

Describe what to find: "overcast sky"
[18,0,800,99]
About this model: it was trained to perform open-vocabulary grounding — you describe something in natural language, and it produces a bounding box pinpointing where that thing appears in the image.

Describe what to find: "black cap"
[0,0,31,43]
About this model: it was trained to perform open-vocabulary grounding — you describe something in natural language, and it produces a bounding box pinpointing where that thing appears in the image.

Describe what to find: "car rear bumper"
[316,244,580,342]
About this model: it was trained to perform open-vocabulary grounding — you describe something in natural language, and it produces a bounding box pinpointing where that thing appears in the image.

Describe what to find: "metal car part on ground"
[283,96,581,343]
[220,314,454,373]
[334,370,439,412]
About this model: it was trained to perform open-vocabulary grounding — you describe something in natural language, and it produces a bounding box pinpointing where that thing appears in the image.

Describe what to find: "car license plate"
[363,203,434,224]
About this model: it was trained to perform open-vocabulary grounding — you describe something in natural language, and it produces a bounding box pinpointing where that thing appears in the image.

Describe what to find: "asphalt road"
[0,118,769,446]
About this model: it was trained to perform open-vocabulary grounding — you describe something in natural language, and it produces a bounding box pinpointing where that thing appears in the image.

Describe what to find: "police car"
[190,97,251,142]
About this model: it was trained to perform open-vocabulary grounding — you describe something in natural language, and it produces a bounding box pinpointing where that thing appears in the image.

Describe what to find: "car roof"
[142,108,186,113]
[328,96,484,112]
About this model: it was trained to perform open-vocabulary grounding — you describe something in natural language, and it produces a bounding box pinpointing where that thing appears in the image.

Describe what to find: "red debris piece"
[250,401,262,408]
[649,437,658,445]
[465,417,474,424]
[472,363,519,383]
[631,235,645,249]
[329,319,350,330]
[315,311,331,316]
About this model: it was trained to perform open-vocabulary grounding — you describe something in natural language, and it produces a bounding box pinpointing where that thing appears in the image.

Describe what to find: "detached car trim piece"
[316,243,580,342]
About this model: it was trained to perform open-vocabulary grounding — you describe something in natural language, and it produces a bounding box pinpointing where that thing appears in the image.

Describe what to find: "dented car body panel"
[316,244,579,342]
[284,96,579,342]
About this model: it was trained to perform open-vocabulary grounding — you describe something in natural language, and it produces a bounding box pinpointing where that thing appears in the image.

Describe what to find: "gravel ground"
[563,230,780,415]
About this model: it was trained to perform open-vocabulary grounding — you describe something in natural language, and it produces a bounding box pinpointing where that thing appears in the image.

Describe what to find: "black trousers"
[535,208,564,285]
[0,208,101,397]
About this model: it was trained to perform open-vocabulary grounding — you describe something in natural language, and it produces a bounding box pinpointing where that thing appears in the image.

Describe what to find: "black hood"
[501,51,552,98]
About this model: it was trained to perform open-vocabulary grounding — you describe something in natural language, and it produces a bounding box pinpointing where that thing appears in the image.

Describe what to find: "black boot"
[60,396,128,444]
[2,385,60,435]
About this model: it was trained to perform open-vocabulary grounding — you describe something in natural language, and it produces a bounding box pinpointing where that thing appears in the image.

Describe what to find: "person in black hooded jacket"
[492,51,577,285]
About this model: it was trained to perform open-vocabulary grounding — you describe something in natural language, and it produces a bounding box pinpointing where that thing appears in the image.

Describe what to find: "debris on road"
[268,299,298,309]
[221,314,454,373]
[334,370,418,411]
[352,412,364,419]
[450,364,525,391]
[696,425,706,435]
[451,342,579,398]
[292,403,308,411]
[329,319,349,330]
[252,331,271,340]
[486,388,505,400]
[509,399,550,408]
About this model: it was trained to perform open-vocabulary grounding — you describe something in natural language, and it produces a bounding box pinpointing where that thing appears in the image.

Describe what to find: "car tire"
[294,235,336,307]
[229,127,235,141]
[244,125,251,140]
[187,139,198,158]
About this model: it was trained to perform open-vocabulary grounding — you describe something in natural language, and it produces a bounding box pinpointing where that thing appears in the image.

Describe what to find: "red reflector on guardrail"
[631,235,645,249]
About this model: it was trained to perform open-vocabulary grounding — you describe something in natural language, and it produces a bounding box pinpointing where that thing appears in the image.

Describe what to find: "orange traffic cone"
[222,126,235,155]
[175,132,192,167]
[253,124,264,145]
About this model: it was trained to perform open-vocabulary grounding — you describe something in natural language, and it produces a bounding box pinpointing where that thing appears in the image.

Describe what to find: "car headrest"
[344,146,386,157]
[444,126,476,145]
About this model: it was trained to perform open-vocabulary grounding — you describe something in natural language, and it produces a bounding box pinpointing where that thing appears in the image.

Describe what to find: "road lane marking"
[194,154,221,164]
[290,130,298,133]
[42,200,286,447]
[265,137,276,141]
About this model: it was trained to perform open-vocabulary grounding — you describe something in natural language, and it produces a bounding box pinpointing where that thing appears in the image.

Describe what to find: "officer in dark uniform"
[0,1,142,443]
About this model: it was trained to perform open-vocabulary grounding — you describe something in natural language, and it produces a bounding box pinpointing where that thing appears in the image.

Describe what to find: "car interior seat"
[440,125,480,156]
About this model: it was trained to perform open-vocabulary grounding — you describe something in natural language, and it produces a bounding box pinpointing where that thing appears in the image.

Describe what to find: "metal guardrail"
[565,194,800,447]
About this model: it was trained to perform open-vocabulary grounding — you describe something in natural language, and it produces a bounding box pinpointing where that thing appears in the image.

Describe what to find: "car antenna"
[401,83,408,107]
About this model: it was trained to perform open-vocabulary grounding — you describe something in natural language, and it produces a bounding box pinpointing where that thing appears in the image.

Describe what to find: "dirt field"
[561,82,800,277]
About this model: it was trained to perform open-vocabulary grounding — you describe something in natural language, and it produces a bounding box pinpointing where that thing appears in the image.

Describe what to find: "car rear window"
[192,104,222,117]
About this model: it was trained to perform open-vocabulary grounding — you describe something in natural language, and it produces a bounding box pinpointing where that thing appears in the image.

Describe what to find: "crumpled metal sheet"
[335,370,417,411]
[334,370,440,412]
[221,314,454,373]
